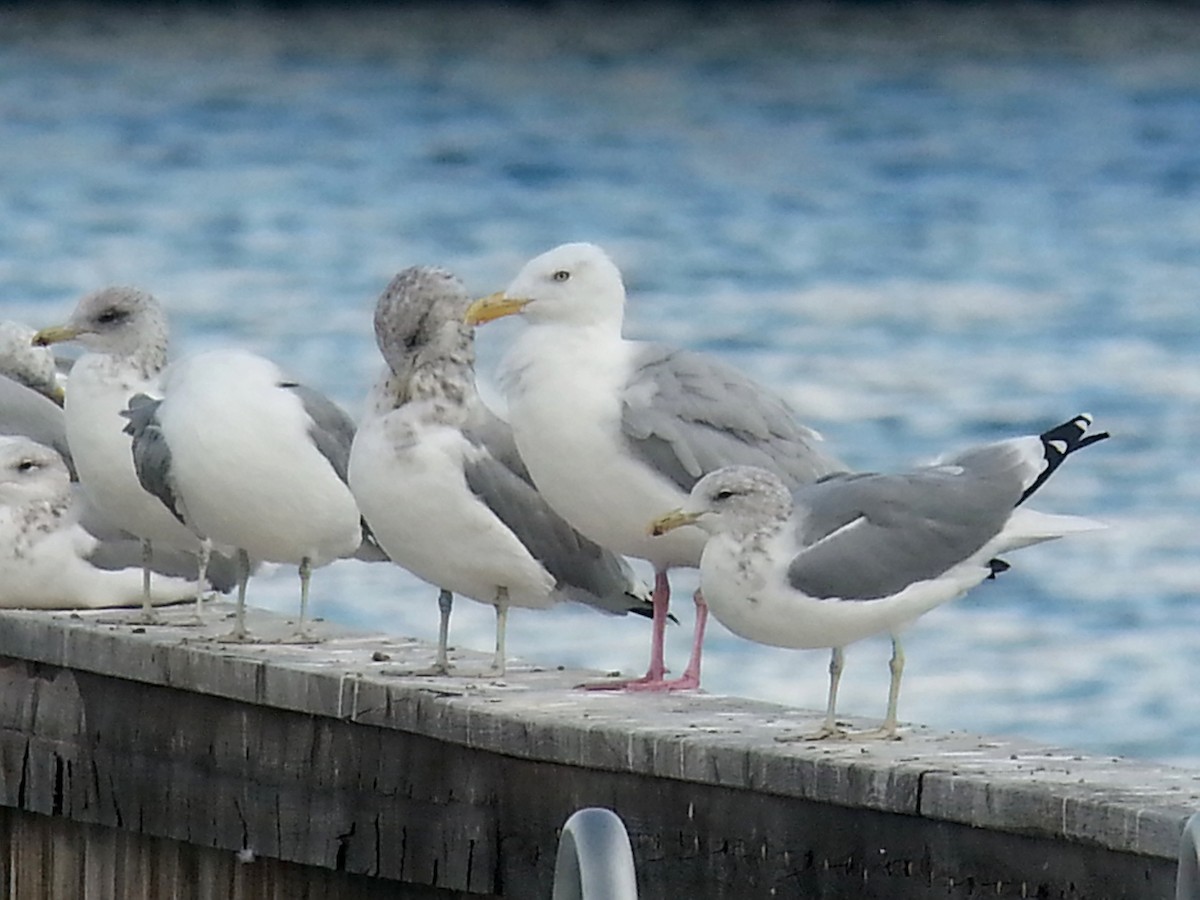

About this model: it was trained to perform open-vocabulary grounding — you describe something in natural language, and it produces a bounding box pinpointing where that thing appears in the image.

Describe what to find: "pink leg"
[582,571,674,691]
[582,575,703,693]
[668,589,707,690]
[643,570,670,681]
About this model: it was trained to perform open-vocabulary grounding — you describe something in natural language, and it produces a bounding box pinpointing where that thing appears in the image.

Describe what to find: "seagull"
[0,321,65,405]
[0,372,74,476]
[33,287,221,621]
[648,413,1109,739]
[0,435,197,609]
[0,320,75,473]
[122,347,363,641]
[0,321,240,592]
[349,266,654,676]
[465,242,844,690]
[0,370,239,592]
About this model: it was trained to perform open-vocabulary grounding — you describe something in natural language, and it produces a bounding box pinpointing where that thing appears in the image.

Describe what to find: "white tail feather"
[994,507,1106,554]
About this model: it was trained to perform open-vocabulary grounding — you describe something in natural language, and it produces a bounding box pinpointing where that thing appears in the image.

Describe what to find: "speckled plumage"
[350,265,652,675]
[0,436,195,609]
[653,415,1109,738]
[0,321,63,403]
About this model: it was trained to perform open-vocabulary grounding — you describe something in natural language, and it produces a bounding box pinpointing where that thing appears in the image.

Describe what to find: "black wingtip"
[1039,413,1111,447]
[625,593,678,624]
[1076,430,1111,450]
[1020,413,1109,505]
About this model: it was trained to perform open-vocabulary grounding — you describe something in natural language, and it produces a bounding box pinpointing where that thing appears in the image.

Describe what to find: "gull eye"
[551,270,570,282]
[17,459,36,472]
[96,307,125,325]
[713,489,736,501]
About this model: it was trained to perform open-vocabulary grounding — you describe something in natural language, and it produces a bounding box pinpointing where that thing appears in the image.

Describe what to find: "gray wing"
[284,383,390,561]
[0,375,75,478]
[621,343,843,494]
[120,394,187,526]
[284,383,356,484]
[786,464,1023,601]
[463,397,534,486]
[85,539,241,592]
[461,445,650,616]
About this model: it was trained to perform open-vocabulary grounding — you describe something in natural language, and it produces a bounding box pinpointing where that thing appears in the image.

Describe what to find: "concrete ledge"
[0,603,1193,897]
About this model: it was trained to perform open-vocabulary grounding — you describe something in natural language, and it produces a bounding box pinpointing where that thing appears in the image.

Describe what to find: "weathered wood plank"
[0,604,1193,898]
[0,807,493,900]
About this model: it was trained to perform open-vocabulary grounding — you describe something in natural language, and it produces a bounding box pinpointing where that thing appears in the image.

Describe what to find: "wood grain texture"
[0,604,1192,898]
[0,807,489,899]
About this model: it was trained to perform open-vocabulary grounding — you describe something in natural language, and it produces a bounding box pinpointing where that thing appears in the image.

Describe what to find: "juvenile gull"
[349,266,653,675]
[465,242,843,689]
[649,414,1109,739]
[0,321,65,404]
[0,435,196,609]
[123,348,363,640]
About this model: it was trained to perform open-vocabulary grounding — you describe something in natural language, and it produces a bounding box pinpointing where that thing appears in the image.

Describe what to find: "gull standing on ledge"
[0,436,196,609]
[34,288,223,621]
[466,242,844,690]
[349,266,653,676]
[1,322,237,588]
[649,414,1109,739]
[122,348,363,641]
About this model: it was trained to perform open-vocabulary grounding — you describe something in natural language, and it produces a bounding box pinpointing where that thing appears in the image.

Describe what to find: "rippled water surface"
[3,2,1199,764]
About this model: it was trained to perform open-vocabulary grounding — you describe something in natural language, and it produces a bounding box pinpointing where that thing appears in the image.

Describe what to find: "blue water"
[3,3,1199,765]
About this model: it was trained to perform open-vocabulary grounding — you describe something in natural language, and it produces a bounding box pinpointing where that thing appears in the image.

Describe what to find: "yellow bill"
[464,292,531,326]
[31,324,81,347]
[648,508,702,537]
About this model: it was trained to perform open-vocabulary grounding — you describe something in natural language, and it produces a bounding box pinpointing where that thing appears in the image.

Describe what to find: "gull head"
[0,321,64,404]
[649,465,793,538]
[34,286,168,361]
[0,436,69,506]
[374,266,474,378]
[465,242,626,329]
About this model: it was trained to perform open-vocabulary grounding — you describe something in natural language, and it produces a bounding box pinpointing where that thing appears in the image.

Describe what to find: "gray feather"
[463,399,534,486]
[621,343,843,493]
[85,538,241,592]
[462,446,646,615]
[120,393,186,526]
[283,383,356,484]
[786,461,1022,601]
